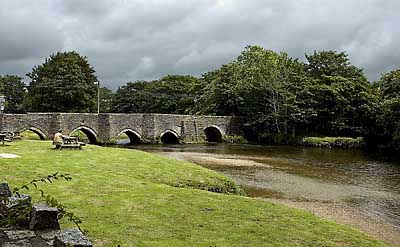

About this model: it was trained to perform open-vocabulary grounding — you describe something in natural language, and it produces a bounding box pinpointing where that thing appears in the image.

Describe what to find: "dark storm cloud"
[0,0,399,88]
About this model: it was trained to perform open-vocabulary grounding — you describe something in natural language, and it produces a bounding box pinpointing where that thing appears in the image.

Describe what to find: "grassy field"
[0,141,391,246]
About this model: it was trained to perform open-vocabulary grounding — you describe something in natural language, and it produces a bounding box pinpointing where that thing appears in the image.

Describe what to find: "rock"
[4,231,36,241]
[0,183,11,197]
[2,239,32,247]
[53,229,92,247]
[0,231,7,243]
[29,204,60,231]
[40,231,59,246]
[6,195,31,209]
[40,231,59,241]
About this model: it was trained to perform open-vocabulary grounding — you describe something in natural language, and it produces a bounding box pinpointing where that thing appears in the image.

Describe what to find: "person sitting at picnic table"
[53,129,66,149]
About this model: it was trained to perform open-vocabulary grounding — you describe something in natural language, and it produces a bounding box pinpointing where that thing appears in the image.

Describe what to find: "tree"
[147,75,199,114]
[0,75,26,113]
[376,68,400,148]
[305,50,377,136]
[305,51,365,80]
[112,75,199,114]
[193,46,315,141]
[194,62,242,116]
[26,51,98,112]
[98,87,114,113]
[112,81,149,113]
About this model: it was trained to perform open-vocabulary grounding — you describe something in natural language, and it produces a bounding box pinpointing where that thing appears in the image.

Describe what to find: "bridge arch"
[18,127,47,140]
[204,125,224,143]
[160,130,180,144]
[117,129,142,144]
[69,126,97,144]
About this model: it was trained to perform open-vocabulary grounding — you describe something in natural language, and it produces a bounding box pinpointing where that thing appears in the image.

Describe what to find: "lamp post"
[95,81,100,114]
[0,96,5,114]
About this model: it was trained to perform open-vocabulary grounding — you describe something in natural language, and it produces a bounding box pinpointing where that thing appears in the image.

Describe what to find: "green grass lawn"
[19,130,42,140]
[0,141,391,246]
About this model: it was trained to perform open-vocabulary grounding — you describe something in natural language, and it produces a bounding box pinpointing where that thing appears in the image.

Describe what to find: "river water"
[118,143,400,239]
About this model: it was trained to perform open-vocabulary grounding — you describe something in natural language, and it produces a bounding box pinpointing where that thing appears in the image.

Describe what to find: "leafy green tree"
[98,87,114,113]
[112,81,149,113]
[0,75,26,113]
[235,46,321,141]
[306,51,365,80]
[305,50,377,136]
[26,51,98,112]
[194,62,242,116]
[194,46,315,141]
[112,75,199,114]
[376,68,400,148]
[147,75,199,114]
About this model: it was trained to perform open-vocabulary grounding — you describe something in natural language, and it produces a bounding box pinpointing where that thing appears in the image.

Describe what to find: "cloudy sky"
[0,0,399,89]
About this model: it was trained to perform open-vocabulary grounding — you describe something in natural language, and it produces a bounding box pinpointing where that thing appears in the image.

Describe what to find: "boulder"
[29,204,60,230]
[0,183,11,197]
[53,229,92,247]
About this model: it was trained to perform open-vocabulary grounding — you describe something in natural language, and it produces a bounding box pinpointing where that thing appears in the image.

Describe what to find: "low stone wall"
[0,183,92,247]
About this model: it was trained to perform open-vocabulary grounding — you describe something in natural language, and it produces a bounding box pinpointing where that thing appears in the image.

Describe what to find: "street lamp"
[94,81,100,114]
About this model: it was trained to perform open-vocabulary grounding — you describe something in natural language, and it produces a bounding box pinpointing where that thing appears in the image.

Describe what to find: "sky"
[0,0,399,89]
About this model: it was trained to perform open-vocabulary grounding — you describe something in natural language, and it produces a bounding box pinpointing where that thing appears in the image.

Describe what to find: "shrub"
[301,137,364,148]
[223,135,248,144]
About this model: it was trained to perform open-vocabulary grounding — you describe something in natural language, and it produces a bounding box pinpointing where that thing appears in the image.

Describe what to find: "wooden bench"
[58,136,86,150]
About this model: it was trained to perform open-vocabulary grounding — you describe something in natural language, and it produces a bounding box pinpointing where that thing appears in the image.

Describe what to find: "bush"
[301,137,364,148]
[223,135,248,144]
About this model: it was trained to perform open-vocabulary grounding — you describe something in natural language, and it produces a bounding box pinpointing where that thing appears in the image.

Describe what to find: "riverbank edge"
[0,141,392,246]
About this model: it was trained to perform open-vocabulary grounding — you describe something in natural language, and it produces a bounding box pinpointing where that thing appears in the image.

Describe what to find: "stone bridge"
[0,113,242,144]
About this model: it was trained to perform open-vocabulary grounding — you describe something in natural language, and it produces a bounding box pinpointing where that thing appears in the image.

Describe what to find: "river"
[118,143,400,245]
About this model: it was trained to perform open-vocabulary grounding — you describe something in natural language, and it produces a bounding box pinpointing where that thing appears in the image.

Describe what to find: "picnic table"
[58,136,86,150]
[0,132,14,144]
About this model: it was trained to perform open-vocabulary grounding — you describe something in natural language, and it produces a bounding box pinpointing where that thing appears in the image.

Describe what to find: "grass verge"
[0,141,391,246]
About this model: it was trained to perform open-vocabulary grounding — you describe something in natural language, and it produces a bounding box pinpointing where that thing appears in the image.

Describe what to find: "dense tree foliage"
[98,86,114,113]
[0,75,26,113]
[376,69,400,149]
[26,51,98,112]
[113,75,199,114]
[304,51,377,137]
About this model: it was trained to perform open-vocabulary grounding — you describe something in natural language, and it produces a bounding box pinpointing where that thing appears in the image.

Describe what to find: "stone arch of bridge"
[160,129,180,144]
[69,126,98,144]
[204,125,224,143]
[117,129,142,144]
[18,127,47,140]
